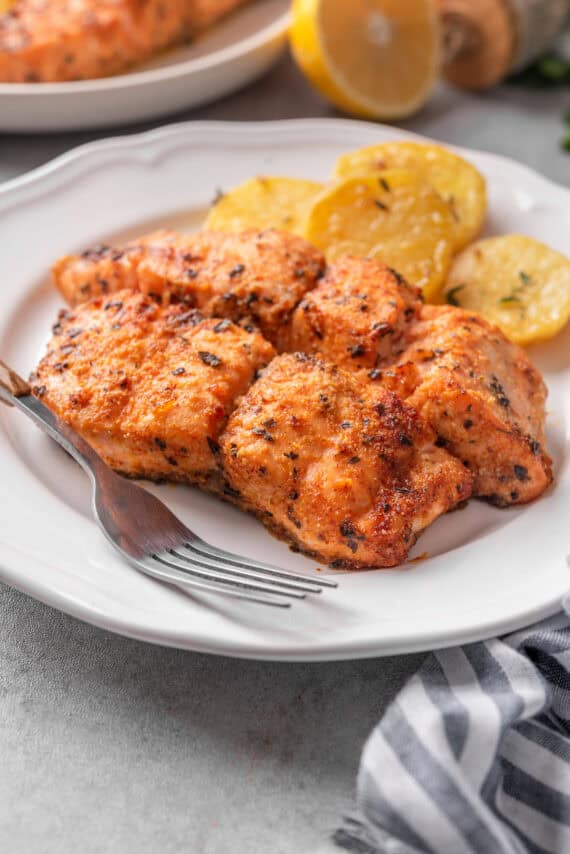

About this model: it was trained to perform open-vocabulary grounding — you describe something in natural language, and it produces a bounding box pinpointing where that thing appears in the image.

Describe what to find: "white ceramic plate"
[0,0,289,133]
[1,119,569,660]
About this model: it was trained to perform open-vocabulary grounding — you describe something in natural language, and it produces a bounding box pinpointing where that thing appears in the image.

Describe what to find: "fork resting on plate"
[0,360,335,608]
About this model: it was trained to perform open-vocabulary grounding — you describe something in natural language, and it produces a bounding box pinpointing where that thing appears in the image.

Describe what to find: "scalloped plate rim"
[0,118,568,660]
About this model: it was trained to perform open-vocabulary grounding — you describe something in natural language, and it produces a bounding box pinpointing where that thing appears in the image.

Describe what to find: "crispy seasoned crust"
[220,353,473,568]
[52,228,325,348]
[31,290,275,487]
[36,240,553,566]
[0,0,249,83]
[386,305,552,505]
[285,255,423,370]
[285,257,551,508]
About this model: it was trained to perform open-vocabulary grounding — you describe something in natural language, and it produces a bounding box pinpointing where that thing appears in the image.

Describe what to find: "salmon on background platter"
[0,0,290,131]
[0,0,252,82]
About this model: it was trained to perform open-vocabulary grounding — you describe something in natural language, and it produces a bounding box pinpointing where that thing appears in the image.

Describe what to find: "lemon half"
[290,0,440,121]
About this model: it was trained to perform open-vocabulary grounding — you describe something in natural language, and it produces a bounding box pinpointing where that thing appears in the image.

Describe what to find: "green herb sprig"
[563,108,570,153]
[497,270,533,310]
[446,285,465,307]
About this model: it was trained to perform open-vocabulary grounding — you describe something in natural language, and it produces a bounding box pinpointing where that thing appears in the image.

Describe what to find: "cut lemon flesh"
[290,0,440,120]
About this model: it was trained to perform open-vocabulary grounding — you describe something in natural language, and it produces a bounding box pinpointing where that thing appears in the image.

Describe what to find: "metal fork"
[0,360,336,608]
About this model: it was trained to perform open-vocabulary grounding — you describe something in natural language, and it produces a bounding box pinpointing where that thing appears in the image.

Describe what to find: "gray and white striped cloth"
[332,611,570,854]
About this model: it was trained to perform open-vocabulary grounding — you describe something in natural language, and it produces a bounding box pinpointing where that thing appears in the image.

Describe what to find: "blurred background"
[0,0,569,184]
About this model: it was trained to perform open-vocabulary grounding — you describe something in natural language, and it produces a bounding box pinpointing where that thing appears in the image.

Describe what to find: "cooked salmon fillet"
[220,353,473,568]
[383,306,552,506]
[190,0,250,31]
[31,289,275,491]
[285,255,423,370]
[53,228,325,348]
[285,255,552,507]
[33,239,553,567]
[0,0,250,83]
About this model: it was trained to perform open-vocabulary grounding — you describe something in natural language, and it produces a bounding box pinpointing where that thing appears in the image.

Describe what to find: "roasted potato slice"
[304,170,455,300]
[205,176,324,235]
[443,235,570,344]
[334,141,487,249]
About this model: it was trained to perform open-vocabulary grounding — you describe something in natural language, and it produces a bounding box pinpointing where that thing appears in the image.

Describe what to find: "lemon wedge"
[290,0,440,120]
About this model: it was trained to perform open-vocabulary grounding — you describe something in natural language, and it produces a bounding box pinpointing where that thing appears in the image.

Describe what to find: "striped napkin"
[328,610,570,854]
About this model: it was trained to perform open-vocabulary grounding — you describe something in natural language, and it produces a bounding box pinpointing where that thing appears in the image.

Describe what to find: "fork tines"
[138,537,338,608]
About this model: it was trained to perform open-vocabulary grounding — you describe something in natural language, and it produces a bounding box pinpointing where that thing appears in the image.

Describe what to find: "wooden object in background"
[440,0,570,89]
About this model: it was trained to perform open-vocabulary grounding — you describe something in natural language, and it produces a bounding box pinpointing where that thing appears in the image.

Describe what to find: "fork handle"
[0,358,105,479]
[0,360,31,402]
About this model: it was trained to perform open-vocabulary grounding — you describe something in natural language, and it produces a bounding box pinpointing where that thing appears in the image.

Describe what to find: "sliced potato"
[304,170,455,300]
[334,141,487,250]
[443,235,570,344]
[205,176,324,235]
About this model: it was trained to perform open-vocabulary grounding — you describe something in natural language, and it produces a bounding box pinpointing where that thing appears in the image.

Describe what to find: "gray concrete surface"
[0,50,568,854]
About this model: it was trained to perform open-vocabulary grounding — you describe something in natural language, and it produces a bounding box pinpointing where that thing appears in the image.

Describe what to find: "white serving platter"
[0,119,568,660]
